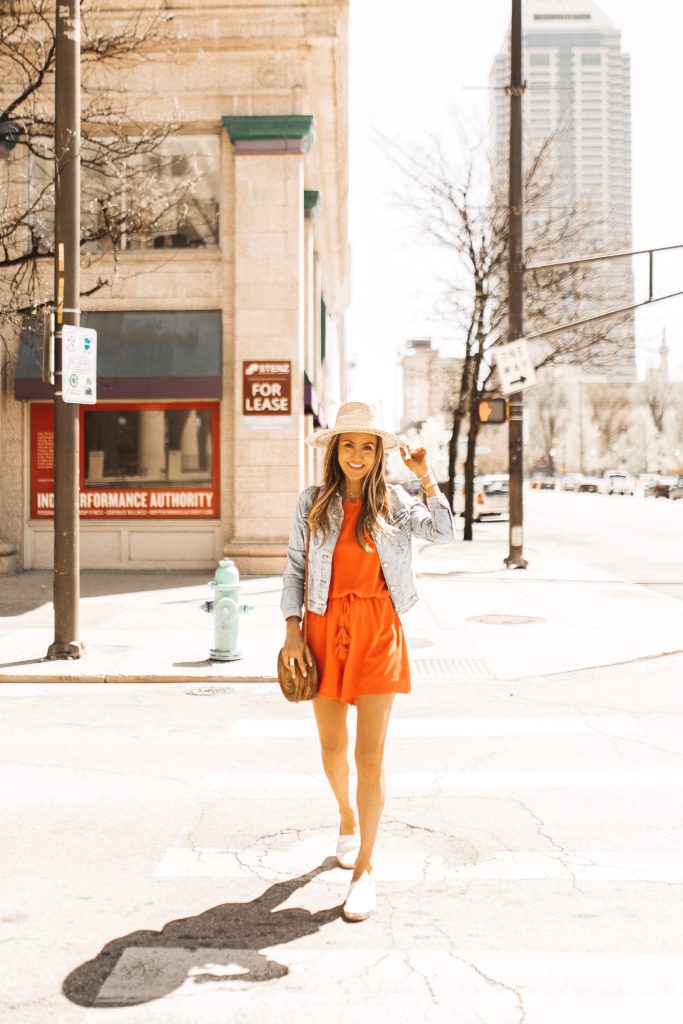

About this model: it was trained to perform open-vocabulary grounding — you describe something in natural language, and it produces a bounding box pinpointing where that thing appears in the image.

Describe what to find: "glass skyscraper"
[491,0,635,380]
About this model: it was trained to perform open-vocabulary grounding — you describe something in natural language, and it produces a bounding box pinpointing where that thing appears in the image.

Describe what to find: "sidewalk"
[1,536,682,684]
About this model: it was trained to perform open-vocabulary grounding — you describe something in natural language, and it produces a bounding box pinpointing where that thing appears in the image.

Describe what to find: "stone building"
[400,340,460,432]
[1,0,349,575]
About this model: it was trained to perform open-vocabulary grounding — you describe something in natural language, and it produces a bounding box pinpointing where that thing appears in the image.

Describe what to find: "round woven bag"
[277,647,319,702]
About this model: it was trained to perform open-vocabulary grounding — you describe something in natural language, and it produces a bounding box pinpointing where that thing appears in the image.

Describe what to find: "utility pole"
[505,0,528,569]
[47,0,83,659]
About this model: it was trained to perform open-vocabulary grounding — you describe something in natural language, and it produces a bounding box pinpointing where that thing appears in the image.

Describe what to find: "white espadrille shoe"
[343,870,375,922]
[336,832,361,869]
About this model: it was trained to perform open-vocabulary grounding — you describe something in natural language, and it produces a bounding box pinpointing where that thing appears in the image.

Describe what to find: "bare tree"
[675,394,683,473]
[526,368,571,475]
[1,0,216,373]
[643,372,671,435]
[381,118,630,538]
[586,383,633,458]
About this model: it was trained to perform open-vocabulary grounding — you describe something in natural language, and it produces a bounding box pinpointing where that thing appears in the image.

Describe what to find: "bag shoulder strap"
[302,518,312,644]
[302,486,319,644]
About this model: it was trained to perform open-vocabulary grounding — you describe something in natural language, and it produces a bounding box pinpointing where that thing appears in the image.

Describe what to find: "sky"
[346,0,683,426]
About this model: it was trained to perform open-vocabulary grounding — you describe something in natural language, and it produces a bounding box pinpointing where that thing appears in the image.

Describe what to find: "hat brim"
[305,426,406,452]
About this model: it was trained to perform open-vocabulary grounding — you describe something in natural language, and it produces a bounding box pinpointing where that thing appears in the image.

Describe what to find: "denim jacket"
[281,484,454,620]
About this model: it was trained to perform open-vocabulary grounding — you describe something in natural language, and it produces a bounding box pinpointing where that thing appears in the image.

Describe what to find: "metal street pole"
[505,0,528,569]
[47,0,83,659]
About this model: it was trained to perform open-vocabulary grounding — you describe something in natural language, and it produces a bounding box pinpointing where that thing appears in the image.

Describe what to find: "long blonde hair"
[308,435,395,552]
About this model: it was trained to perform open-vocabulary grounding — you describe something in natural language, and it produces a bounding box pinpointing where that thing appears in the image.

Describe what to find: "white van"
[604,470,635,495]
[455,474,509,520]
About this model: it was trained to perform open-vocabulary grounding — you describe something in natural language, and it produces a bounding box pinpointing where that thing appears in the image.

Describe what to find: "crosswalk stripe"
[0,684,46,696]
[89,947,683,1022]
[200,770,683,793]
[153,846,683,882]
[226,716,638,738]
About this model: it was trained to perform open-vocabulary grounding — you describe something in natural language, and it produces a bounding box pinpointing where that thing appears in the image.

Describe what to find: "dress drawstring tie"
[334,594,355,661]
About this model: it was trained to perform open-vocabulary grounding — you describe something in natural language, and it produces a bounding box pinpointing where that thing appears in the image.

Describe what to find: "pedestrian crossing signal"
[477,397,507,425]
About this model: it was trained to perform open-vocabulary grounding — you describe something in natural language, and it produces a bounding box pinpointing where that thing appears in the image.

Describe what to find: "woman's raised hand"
[400,445,431,480]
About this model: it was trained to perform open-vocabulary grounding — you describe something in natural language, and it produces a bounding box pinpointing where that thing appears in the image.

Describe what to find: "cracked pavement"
[2,651,683,1022]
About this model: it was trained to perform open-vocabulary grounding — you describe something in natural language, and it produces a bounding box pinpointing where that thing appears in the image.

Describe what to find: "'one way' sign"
[495,339,536,396]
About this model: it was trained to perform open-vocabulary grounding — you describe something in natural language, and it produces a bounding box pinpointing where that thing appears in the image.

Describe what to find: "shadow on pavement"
[172,659,216,668]
[0,657,48,669]
[63,859,341,1007]
[0,571,208,617]
[0,572,281,617]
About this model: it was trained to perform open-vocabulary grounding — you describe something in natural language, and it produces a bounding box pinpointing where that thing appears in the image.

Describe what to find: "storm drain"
[185,686,232,696]
[406,636,434,650]
[412,657,493,680]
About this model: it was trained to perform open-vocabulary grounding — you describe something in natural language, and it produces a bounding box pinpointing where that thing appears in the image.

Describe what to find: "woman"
[281,401,454,921]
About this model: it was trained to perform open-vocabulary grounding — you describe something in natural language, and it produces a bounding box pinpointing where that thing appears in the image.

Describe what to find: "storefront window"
[30,402,219,519]
[83,407,213,486]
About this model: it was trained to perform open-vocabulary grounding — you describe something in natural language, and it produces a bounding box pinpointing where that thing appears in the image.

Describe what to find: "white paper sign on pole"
[494,338,536,396]
[61,325,97,404]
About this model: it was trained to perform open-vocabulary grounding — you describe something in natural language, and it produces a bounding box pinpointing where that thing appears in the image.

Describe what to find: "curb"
[3,646,683,685]
[0,672,278,685]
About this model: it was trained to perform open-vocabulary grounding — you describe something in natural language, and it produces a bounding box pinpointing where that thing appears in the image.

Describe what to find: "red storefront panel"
[30,401,220,519]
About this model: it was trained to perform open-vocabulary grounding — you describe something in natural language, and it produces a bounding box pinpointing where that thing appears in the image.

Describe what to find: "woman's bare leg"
[312,695,356,834]
[353,693,395,881]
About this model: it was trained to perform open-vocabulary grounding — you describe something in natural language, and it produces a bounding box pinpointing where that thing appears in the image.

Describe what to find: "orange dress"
[306,501,411,706]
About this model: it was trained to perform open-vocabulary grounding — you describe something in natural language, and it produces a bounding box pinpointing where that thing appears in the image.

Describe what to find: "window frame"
[29,400,221,520]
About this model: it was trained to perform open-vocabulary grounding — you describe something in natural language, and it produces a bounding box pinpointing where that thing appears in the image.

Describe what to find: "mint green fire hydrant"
[202,558,252,661]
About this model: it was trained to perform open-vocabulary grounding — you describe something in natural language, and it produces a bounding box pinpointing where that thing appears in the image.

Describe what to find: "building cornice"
[222,114,314,154]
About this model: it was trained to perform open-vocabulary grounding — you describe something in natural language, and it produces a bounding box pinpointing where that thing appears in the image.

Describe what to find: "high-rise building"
[490,0,635,380]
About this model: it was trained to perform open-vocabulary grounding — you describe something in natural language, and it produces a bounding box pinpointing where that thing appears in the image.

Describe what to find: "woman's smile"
[337,432,378,484]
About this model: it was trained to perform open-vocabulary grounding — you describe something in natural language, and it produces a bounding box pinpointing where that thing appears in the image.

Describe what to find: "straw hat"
[305,401,407,452]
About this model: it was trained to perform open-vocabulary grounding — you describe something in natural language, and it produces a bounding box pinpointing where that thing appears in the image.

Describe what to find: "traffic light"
[477,397,507,425]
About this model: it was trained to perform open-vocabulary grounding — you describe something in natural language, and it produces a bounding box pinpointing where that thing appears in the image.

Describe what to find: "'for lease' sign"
[242,361,291,415]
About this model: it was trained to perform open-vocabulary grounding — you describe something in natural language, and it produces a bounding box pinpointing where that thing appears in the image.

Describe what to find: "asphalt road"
[3,655,683,1023]
[473,488,683,601]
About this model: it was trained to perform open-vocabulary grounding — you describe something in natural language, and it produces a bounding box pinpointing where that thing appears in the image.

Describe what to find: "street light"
[0,120,23,160]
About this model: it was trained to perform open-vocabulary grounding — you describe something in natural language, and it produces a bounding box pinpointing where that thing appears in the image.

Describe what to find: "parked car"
[530,476,557,490]
[604,471,635,495]
[388,475,422,496]
[639,474,661,496]
[670,479,683,500]
[474,474,509,521]
[652,476,679,498]
[577,475,601,493]
[437,477,464,506]
[560,473,584,492]
[453,474,509,521]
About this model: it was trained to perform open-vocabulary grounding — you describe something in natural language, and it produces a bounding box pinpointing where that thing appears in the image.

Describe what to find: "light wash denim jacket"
[281,484,454,620]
